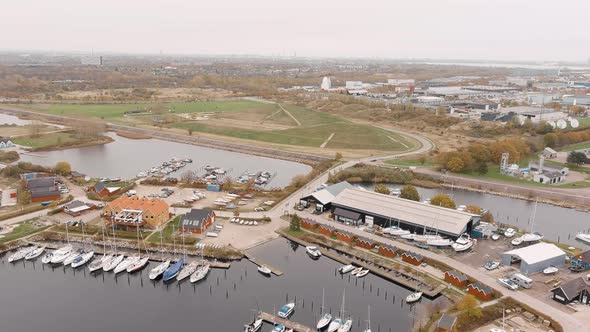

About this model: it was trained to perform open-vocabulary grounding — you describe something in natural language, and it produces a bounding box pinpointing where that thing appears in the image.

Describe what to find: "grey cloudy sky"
[1,0,589,62]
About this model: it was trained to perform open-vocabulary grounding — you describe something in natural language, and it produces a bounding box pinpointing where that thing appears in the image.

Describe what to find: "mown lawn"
[385,158,434,167]
[560,141,590,152]
[12,132,79,148]
[0,220,50,245]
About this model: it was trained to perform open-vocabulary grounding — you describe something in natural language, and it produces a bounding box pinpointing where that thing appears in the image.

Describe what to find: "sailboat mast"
[136,218,140,257]
[321,288,325,315]
[112,218,117,255]
[160,228,164,261]
[102,224,106,254]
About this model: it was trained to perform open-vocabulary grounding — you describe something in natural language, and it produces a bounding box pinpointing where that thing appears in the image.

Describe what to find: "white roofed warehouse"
[330,188,479,239]
[502,243,566,275]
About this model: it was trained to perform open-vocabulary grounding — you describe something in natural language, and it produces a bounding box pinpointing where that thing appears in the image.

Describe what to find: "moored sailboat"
[316,288,332,330]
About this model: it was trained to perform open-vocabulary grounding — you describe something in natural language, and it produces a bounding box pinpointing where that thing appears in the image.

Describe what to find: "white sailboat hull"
[149,260,170,280]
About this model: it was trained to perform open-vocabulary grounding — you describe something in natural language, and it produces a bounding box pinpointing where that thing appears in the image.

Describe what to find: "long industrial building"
[330,188,479,239]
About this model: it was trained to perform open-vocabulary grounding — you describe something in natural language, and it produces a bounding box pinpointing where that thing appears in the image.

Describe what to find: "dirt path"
[320,133,335,148]
[387,135,410,149]
[278,104,302,127]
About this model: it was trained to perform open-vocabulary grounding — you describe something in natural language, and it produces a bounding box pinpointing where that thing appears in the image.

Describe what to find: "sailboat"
[24,246,45,260]
[338,291,352,332]
[149,229,170,280]
[316,288,332,330]
[41,251,54,264]
[176,226,197,281]
[103,221,125,272]
[384,218,410,236]
[328,290,345,332]
[362,306,372,332]
[71,222,94,268]
[89,225,112,272]
[127,222,149,273]
[190,261,210,283]
[521,201,544,243]
[8,246,36,263]
[51,222,74,264]
[163,225,184,281]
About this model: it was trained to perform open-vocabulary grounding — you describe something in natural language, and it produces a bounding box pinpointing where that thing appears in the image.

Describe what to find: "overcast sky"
[1,0,589,62]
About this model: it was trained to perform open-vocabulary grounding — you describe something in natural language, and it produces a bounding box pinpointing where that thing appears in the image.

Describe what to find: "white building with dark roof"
[502,242,566,274]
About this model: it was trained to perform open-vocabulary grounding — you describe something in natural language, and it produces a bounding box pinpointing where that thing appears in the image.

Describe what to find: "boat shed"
[502,243,566,274]
[551,278,590,305]
[300,181,353,212]
[330,188,479,239]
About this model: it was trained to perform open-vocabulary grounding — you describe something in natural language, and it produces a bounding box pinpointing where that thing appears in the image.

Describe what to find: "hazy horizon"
[1,0,589,63]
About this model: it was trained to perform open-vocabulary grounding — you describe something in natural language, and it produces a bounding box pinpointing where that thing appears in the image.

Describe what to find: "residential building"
[89,181,120,197]
[355,236,375,250]
[64,200,93,216]
[0,137,15,149]
[25,177,61,203]
[179,208,215,234]
[551,278,590,305]
[102,195,169,229]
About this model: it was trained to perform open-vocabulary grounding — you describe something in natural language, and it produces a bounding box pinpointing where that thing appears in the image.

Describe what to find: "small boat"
[127,256,149,273]
[149,260,170,280]
[163,257,184,281]
[63,250,83,266]
[177,261,199,281]
[239,220,245,225]
[24,246,45,260]
[338,319,353,332]
[103,254,125,272]
[406,291,423,303]
[504,228,516,238]
[576,233,590,245]
[317,288,332,330]
[356,269,369,278]
[351,267,363,276]
[8,247,35,263]
[206,232,219,238]
[272,324,286,332]
[257,265,272,276]
[71,251,95,268]
[401,233,418,241]
[190,262,210,283]
[427,238,454,247]
[521,232,544,243]
[277,303,295,318]
[484,261,500,271]
[88,254,113,272]
[491,234,501,241]
[498,278,519,290]
[452,233,474,252]
[41,252,54,264]
[385,226,411,237]
[253,221,258,226]
[338,264,355,274]
[543,266,559,275]
[511,237,524,246]
[214,225,223,230]
[305,246,321,258]
[114,256,139,274]
[328,318,342,332]
[51,245,74,264]
[243,318,263,332]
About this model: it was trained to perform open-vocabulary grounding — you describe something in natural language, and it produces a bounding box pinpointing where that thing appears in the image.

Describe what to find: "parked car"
[254,207,265,212]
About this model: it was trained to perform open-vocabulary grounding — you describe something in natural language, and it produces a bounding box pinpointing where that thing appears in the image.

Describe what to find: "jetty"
[243,252,283,276]
[279,231,445,298]
[258,312,313,332]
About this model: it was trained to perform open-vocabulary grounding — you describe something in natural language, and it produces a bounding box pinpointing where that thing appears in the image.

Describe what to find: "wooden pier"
[279,231,445,298]
[258,312,313,332]
[243,252,283,276]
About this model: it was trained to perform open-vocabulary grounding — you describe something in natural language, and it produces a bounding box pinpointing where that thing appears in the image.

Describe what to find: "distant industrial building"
[387,78,415,85]
[502,243,566,274]
[562,94,590,106]
[345,81,363,90]
[529,156,568,184]
[330,188,479,239]
[300,181,353,212]
[320,76,332,90]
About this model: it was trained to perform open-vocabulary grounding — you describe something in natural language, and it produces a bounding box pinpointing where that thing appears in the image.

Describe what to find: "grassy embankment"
[12,132,113,151]
[0,220,51,245]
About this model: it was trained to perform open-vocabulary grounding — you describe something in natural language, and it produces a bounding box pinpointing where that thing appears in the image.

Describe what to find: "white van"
[511,273,533,289]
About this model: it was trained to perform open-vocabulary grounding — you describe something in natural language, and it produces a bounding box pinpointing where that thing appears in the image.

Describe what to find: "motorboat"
[63,250,83,266]
[351,267,363,276]
[504,228,516,238]
[401,233,418,241]
[338,264,355,274]
[451,234,474,252]
[149,260,170,280]
[24,246,45,260]
[114,256,139,274]
[356,269,369,278]
[328,318,342,332]
[163,257,185,281]
[414,234,444,243]
[41,252,54,264]
[305,246,321,258]
[103,254,125,272]
[206,232,219,238]
[511,237,524,246]
[543,266,559,275]
[190,262,210,283]
[521,232,544,243]
[277,303,295,318]
[427,238,454,247]
[177,261,199,281]
[272,324,286,332]
[384,226,411,237]
[50,245,73,264]
[498,278,518,290]
[257,265,272,276]
[88,254,113,272]
[576,233,590,245]
[406,291,423,303]
[243,318,263,332]
[8,247,35,263]
[484,261,500,271]
[491,234,501,241]
[338,319,352,332]
[317,313,332,330]
[71,251,95,268]
[127,256,149,273]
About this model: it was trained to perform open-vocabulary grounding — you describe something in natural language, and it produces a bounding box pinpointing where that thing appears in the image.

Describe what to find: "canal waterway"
[360,183,590,249]
[19,133,311,188]
[0,238,429,332]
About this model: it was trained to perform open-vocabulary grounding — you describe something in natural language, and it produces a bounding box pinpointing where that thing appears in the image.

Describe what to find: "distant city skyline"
[1,0,589,62]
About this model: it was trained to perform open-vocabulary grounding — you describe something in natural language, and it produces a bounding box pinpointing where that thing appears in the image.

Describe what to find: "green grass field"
[560,141,590,152]
[384,158,434,167]
[576,117,590,128]
[12,133,79,148]
[0,220,50,245]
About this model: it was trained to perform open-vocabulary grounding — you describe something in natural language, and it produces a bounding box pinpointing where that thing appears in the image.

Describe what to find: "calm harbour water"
[19,133,311,188]
[0,238,428,332]
[361,183,590,249]
[0,113,32,126]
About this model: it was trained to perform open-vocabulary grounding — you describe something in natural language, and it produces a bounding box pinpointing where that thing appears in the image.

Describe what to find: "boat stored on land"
[511,237,524,246]
[452,233,474,252]
[498,278,519,290]
[504,228,516,238]
[543,266,559,275]
[484,261,500,271]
